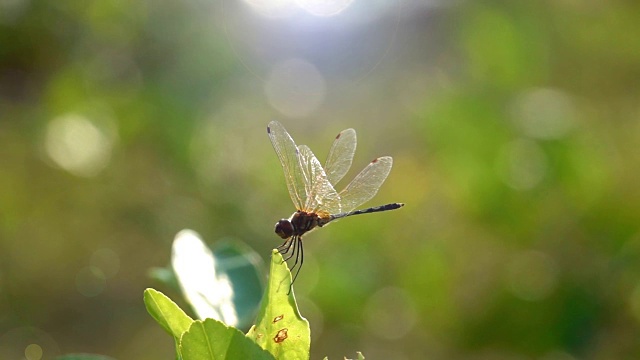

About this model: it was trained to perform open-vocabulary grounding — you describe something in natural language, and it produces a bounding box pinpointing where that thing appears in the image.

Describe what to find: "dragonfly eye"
[275,219,293,239]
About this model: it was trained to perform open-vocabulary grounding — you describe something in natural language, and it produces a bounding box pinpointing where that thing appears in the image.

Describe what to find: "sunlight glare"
[242,0,297,18]
[242,0,354,17]
[296,0,355,17]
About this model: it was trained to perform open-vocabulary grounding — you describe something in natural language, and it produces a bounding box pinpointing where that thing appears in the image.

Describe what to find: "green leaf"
[180,318,274,360]
[211,240,266,329]
[144,288,194,339]
[247,250,310,360]
[56,355,116,360]
[169,230,265,329]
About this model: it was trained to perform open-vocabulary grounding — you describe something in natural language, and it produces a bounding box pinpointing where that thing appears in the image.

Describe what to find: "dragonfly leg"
[278,238,295,259]
[283,241,297,261]
[287,237,304,295]
[289,238,301,272]
[291,238,304,284]
[277,238,292,251]
[277,240,288,251]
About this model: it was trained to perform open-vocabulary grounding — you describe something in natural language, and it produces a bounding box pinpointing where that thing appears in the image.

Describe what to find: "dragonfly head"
[275,219,294,239]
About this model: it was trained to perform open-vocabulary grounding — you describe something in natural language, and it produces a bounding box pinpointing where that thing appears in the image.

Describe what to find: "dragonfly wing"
[339,156,393,213]
[324,128,356,186]
[297,145,342,214]
[267,121,306,210]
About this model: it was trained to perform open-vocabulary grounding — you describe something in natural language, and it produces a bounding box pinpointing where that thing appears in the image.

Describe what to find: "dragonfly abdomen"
[329,203,405,222]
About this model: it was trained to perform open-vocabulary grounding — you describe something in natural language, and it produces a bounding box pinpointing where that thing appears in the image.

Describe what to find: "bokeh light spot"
[265,58,326,118]
[539,350,576,360]
[24,343,43,360]
[44,114,116,177]
[363,287,417,340]
[0,0,29,25]
[0,327,60,359]
[76,266,107,297]
[506,251,558,301]
[90,248,120,279]
[628,281,640,323]
[496,138,547,190]
[511,87,577,140]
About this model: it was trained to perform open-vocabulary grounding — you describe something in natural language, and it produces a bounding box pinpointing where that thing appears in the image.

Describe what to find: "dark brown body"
[273,203,404,291]
[275,204,403,240]
[275,210,327,240]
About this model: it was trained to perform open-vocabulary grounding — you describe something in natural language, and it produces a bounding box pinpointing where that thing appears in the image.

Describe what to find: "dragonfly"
[267,120,404,288]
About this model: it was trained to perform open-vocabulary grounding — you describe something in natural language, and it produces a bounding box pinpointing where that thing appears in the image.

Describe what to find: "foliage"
[3,0,640,358]
[149,231,265,330]
[142,250,351,360]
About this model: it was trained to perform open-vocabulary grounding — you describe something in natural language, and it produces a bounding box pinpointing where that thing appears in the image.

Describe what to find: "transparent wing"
[267,121,306,210]
[297,145,342,214]
[339,156,393,213]
[324,128,356,186]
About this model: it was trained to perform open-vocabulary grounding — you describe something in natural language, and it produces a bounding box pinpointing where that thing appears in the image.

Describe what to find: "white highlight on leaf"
[172,229,238,326]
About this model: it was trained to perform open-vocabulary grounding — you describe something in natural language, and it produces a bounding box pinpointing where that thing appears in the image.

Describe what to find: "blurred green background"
[2,0,640,359]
